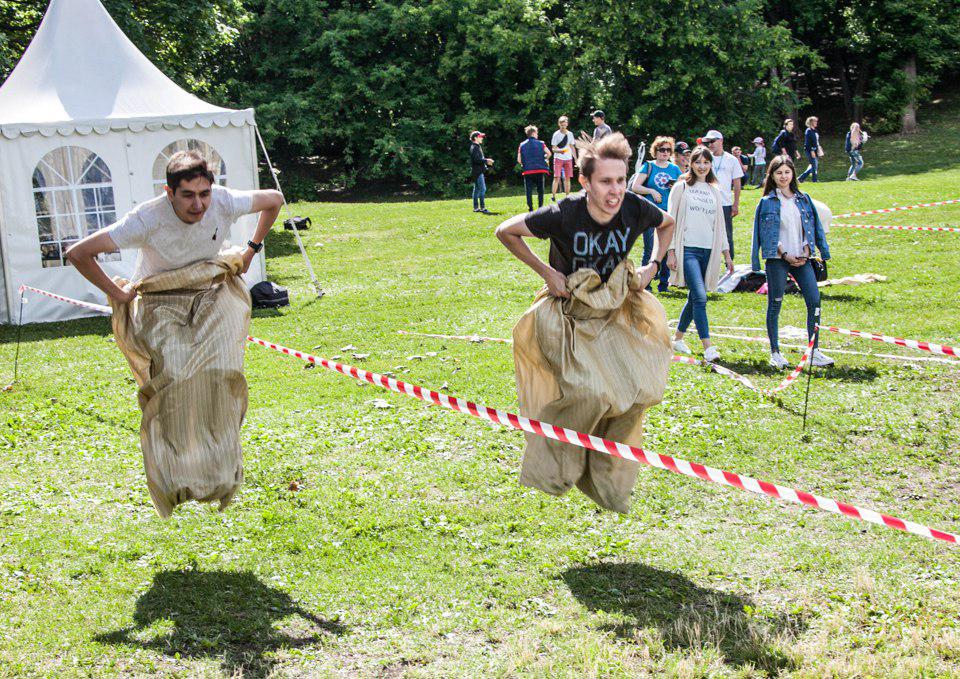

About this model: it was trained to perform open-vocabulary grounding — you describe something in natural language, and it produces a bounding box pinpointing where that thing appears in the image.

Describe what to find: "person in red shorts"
[550,115,577,202]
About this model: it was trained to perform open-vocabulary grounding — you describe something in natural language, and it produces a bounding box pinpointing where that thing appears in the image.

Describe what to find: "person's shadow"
[95,570,347,678]
[562,563,803,674]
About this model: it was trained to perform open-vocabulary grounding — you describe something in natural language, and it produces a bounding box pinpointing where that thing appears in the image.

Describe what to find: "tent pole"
[254,126,324,299]
[12,291,24,384]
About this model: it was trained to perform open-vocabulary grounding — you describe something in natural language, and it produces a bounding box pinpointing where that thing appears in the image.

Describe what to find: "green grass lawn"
[1,107,959,677]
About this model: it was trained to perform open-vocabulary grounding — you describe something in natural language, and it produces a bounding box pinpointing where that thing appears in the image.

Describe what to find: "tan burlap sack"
[110,249,251,518]
[512,259,671,513]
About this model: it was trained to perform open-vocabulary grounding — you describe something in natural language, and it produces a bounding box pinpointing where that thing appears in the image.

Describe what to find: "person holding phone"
[630,136,681,291]
[751,155,834,369]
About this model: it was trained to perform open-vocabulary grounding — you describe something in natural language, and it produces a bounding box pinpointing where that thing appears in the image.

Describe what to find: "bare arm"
[494,214,569,298]
[731,178,742,217]
[65,231,134,303]
[631,173,661,202]
[242,189,284,273]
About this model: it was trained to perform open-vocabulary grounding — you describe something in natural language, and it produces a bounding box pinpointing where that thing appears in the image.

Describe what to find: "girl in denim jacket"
[751,156,834,369]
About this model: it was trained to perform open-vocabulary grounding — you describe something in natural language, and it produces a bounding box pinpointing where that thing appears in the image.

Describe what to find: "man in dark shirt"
[469,130,494,214]
[591,110,613,141]
[495,132,674,296]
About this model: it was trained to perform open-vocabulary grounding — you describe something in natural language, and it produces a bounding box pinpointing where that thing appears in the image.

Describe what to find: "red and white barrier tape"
[248,335,956,545]
[14,285,959,544]
[834,223,960,233]
[823,325,957,358]
[835,198,960,219]
[19,285,112,314]
[400,329,814,398]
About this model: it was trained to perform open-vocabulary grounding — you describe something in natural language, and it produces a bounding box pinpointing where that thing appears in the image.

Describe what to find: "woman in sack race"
[751,155,834,370]
[667,146,733,363]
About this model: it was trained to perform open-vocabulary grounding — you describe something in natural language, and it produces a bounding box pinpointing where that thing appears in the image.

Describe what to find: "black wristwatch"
[247,240,263,253]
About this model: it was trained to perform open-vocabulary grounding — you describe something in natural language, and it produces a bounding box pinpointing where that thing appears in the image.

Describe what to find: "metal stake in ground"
[802,309,820,430]
[254,125,324,299]
[11,291,24,385]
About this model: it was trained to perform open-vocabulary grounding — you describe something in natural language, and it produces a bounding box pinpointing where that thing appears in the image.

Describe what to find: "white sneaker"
[672,339,692,355]
[769,352,790,370]
[703,346,720,363]
[811,349,835,367]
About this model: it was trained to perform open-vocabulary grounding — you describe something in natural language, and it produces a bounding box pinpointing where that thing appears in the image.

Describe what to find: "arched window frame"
[152,139,227,195]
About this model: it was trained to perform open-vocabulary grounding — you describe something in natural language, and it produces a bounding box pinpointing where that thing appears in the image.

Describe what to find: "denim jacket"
[751,190,830,271]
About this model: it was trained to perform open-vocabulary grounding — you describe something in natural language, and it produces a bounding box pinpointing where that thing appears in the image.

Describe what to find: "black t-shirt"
[524,191,664,281]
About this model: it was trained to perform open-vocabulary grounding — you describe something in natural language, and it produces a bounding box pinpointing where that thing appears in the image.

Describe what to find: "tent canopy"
[0,0,254,138]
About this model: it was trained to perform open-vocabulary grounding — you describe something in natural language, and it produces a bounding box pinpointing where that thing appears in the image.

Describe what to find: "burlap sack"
[512,259,671,513]
[110,249,251,518]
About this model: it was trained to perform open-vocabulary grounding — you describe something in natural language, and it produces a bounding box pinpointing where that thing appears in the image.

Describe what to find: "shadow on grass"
[563,563,803,674]
[95,570,347,678]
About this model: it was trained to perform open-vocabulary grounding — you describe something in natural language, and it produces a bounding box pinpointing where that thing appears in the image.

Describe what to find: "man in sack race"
[494,133,676,513]
[67,151,283,518]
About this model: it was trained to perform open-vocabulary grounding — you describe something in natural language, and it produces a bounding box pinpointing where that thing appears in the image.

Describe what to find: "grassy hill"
[0,99,959,676]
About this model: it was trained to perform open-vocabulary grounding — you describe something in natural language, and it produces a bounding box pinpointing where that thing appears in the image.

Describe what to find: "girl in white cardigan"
[666,146,734,362]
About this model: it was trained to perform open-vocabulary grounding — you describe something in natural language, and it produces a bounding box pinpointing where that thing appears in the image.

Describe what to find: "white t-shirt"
[680,181,719,249]
[551,130,575,160]
[107,185,254,280]
[776,189,808,257]
[710,151,744,206]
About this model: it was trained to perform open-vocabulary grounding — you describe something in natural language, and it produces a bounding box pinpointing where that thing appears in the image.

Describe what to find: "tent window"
[32,146,119,268]
[152,139,227,194]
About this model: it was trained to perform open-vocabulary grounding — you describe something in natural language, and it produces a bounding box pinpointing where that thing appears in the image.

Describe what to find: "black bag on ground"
[284,216,311,230]
[735,271,767,292]
[250,281,289,309]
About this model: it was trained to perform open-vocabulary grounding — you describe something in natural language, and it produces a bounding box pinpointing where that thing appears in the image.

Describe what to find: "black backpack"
[250,281,290,309]
[284,216,311,231]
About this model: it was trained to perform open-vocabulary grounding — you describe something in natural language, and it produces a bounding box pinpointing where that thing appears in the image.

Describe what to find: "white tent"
[0,0,266,324]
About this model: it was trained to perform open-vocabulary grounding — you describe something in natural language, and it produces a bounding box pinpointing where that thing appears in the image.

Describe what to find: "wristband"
[651,259,662,269]
[247,240,263,253]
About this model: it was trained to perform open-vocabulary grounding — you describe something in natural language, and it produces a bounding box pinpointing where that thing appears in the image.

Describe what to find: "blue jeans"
[765,258,821,353]
[798,151,818,182]
[750,163,766,185]
[677,247,712,338]
[640,228,670,291]
[472,174,486,210]
[847,151,863,178]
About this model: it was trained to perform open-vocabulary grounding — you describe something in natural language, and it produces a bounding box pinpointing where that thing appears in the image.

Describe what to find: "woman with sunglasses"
[666,146,733,362]
[751,155,834,369]
[630,136,681,291]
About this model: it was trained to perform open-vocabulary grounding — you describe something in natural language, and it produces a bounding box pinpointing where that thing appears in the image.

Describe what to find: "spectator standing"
[469,131,494,214]
[592,110,612,140]
[845,122,868,181]
[731,146,750,179]
[517,126,551,211]
[550,116,577,201]
[630,136,681,291]
[771,119,800,160]
[674,140,691,174]
[666,146,733,362]
[750,155,834,369]
[699,130,743,260]
[749,137,767,187]
[797,116,821,182]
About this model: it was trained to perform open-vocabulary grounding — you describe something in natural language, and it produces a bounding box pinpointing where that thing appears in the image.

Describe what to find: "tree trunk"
[901,54,918,134]
[836,52,853,121]
[852,58,870,123]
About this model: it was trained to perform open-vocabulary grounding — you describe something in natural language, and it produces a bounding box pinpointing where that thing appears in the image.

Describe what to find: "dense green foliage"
[0,0,958,194]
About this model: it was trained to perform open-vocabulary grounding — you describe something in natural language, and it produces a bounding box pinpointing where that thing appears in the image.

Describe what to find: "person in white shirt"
[666,146,733,363]
[67,151,283,303]
[698,130,743,260]
[749,136,767,187]
[550,115,577,201]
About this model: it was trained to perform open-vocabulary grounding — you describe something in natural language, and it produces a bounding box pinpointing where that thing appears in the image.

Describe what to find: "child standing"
[517,126,551,212]
[749,137,766,187]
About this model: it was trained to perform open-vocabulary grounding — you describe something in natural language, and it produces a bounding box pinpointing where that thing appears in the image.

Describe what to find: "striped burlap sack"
[512,259,671,513]
[110,249,251,518]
